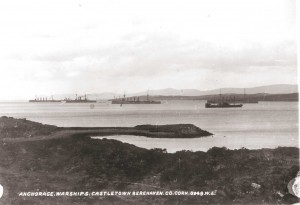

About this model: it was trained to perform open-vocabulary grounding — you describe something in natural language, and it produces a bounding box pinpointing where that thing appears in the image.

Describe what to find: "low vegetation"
[0,117,298,204]
[0,116,212,140]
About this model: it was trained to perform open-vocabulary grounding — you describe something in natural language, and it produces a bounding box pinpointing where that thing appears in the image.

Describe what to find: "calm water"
[0,101,298,151]
[92,134,298,153]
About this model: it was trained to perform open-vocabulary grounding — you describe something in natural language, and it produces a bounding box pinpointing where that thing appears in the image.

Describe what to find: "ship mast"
[147,90,149,101]
[219,89,222,104]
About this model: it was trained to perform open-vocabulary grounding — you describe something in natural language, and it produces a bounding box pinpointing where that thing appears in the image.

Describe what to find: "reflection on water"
[92,134,298,153]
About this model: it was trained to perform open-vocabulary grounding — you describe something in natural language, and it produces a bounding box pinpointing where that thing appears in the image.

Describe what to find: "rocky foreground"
[0,117,299,204]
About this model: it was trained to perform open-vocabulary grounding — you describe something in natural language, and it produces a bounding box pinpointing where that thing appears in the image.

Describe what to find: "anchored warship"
[62,94,96,103]
[111,92,161,104]
[29,96,60,103]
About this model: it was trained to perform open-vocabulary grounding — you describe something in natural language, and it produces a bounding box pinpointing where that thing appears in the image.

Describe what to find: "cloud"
[30,32,297,79]
[0,0,297,99]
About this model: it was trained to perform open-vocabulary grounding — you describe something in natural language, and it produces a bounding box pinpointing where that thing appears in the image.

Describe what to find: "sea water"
[0,100,298,152]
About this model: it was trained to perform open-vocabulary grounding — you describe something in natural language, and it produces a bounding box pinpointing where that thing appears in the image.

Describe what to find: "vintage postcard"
[0,0,298,204]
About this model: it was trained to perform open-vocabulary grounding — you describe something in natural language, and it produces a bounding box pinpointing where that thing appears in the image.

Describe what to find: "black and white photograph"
[0,0,299,204]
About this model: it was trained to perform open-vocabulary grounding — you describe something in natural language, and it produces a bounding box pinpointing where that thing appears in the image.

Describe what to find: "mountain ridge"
[34,84,298,100]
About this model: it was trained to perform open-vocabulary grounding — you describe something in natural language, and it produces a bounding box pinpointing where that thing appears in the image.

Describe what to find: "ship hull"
[236,101,258,104]
[64,100,96,103]
[29,100,61,103]
[111,101,161,104]
[205,103,243,108]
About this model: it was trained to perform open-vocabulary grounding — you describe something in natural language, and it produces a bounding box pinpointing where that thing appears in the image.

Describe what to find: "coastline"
[0,116,212,141]
[0,116,299,204]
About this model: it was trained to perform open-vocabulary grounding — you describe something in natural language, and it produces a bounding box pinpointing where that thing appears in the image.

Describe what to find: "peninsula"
[0,116,212,141]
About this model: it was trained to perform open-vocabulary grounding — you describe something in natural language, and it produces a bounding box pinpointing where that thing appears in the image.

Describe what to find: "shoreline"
[91,135,299,153]
[0,116,212,141]
[0,116,298,151]
[0,116,299,204]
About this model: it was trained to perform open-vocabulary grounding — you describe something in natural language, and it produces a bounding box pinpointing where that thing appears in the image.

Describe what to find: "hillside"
[0,134,298,204]
[0,116,61,139]
[0,117,298,204]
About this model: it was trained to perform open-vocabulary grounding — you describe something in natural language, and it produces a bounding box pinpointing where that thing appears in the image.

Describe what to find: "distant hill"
[206,84,298,95]
[147,93,299,102]
[43,84,297,100]
[132,84,298,96]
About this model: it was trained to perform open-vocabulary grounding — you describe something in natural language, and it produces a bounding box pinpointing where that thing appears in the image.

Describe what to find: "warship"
[29,96,60,103]
[111,92,161,104]
[62,94,96,103]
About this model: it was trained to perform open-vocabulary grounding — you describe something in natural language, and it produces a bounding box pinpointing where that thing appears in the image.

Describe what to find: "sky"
[0,0,297,100]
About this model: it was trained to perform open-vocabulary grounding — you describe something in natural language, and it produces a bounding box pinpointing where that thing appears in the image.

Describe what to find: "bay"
[0,100,298,151]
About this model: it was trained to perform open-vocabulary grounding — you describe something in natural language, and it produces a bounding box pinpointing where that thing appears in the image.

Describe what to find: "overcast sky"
[0,0,297,100]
